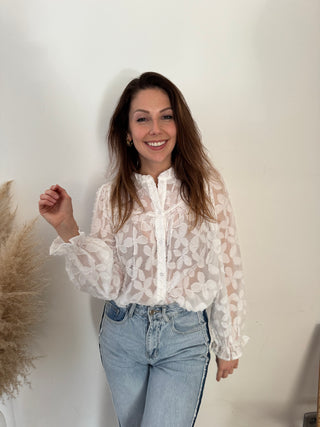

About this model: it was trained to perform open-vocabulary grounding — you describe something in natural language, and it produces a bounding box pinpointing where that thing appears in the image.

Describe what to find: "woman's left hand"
[215,357,239,382]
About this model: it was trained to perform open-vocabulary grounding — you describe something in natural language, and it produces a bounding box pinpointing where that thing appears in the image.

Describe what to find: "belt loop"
[162,306,169,322]
[128,303,136,318]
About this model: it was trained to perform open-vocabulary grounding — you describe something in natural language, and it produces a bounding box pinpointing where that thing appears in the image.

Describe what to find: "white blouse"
[50,167,248,360]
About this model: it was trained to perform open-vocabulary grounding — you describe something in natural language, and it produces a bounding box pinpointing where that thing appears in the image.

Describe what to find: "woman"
[39,72,247,427]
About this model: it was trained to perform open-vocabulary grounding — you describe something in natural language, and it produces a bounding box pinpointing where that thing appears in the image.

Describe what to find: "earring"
[126,138,133,147]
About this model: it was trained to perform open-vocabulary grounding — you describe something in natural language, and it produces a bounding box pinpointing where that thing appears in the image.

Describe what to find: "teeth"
[146,141,166,147]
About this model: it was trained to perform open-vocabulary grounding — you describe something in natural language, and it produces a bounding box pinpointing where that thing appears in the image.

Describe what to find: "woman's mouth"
[145,140,167,149]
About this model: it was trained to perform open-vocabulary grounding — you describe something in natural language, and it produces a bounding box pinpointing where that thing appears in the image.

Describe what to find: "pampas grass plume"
[0,181,16,244]
[0,181,46,399]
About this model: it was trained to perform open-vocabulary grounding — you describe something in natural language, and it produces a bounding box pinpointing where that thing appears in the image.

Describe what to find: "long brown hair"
[108,71,222,231]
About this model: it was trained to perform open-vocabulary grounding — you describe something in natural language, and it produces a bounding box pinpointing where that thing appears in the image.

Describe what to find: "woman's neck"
[138,163,172,185]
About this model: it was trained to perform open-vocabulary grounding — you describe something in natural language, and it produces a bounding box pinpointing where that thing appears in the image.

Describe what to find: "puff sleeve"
[207,179,249,360]
[49,184,121,300]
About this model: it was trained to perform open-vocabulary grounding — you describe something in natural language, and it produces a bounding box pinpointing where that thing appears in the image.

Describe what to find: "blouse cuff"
[210,335,249,360]
[49,231,85,256]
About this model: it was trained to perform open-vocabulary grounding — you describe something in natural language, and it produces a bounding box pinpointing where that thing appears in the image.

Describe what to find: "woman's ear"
[127,132,132,141]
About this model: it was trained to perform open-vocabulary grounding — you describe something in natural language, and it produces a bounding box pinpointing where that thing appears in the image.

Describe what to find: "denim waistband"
[109,300,192,322]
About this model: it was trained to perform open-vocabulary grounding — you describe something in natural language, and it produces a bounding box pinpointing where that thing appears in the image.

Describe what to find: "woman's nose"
[149,119,161,134]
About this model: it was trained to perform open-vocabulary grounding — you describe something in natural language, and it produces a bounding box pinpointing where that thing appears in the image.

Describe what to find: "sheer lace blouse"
[50,167,248,360]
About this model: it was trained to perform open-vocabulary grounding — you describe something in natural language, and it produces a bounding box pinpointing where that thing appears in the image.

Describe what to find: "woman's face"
[127,88,177,176]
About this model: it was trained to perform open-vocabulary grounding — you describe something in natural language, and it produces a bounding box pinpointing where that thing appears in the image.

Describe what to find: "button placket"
[148,180,167,303]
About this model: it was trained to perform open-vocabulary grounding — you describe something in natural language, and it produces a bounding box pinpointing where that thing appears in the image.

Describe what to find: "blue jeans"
[99,300,211,427]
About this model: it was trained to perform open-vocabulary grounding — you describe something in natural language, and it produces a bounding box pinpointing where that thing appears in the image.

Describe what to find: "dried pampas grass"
[0,181,16,244]
[0,181,46,399]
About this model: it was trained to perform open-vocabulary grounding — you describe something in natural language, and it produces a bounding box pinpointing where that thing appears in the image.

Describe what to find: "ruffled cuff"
[49,231,85,256]
[210,334,249,360]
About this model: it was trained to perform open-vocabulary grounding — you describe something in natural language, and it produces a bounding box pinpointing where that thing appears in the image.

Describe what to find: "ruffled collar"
[133,167,176,184]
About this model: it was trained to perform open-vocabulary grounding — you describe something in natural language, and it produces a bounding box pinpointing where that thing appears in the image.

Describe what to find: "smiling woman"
[38,71,247,427]
[127,88,177,180]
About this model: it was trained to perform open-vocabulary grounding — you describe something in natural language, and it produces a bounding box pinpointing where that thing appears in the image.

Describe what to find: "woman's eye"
[136,117,147,122]
[162,115,173,120]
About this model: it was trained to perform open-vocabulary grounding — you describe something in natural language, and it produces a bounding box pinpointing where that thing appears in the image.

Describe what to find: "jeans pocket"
[104,300,129,324]
[170,310,205,335]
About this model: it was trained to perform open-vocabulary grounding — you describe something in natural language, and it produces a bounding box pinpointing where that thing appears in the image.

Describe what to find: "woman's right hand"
[39,184,79,242]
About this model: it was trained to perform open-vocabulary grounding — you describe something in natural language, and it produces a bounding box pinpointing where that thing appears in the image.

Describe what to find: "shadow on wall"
[228,325,320,427]
[81,68,140,231]
[96,68,140,146]
[286,324,320,427]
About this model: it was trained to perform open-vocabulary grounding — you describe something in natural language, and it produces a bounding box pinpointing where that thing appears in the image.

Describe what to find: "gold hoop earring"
[126,138,133,147]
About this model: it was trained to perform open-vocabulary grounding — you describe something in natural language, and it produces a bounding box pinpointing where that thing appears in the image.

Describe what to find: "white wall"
[1,1,319,426]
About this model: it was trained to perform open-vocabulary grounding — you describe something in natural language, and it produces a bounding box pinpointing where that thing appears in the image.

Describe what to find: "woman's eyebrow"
[133,107,173,114]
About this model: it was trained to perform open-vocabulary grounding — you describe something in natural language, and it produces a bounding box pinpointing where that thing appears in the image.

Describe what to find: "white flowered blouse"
[50,167,248,360]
